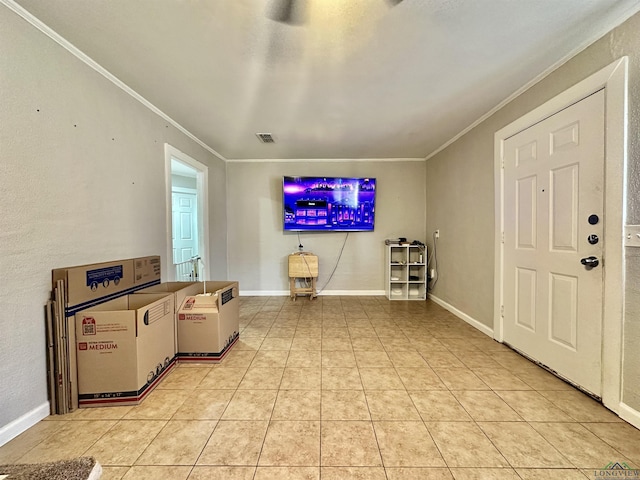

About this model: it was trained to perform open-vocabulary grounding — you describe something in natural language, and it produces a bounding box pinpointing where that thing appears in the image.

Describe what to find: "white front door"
[172,189,199,264]
[502,90,605,396]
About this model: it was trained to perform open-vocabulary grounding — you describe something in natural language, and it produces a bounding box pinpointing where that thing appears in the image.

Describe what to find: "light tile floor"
[2,296,639,479]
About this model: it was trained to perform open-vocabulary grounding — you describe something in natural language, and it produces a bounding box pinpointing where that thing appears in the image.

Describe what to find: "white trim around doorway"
[165,144,210,281]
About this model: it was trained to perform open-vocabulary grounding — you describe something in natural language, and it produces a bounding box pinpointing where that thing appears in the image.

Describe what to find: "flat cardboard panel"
[75,293,174,407]
[59,260,135,309]
[134,256,161,284]
[53,256,161,312]
[45,301,57,414]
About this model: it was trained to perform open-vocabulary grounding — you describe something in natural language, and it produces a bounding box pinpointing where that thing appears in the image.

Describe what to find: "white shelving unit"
[385,244,427,300]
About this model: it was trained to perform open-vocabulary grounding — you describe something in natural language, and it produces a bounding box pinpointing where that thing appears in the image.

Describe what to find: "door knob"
[580,256,599,268]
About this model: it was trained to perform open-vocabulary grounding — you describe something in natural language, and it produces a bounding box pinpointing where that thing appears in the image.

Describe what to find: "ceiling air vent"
[256,133,275,143]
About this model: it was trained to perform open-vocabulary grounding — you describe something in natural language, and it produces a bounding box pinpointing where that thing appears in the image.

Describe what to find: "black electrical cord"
[317,232,349,294]
[427,230,439,290]
[299,250,314,289]
[294,232,313,289]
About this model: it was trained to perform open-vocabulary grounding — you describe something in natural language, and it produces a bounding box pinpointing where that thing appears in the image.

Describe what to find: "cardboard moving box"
[75,293,175,407]
[50,255,161,413]
[177,281,239,363]
[134,282,202,352]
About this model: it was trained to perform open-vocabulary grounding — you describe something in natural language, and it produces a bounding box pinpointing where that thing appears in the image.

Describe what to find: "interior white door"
[502,90,605,396]
[172,189,199,264]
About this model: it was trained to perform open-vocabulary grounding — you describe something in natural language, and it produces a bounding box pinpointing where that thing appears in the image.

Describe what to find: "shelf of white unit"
[385,244,427,300]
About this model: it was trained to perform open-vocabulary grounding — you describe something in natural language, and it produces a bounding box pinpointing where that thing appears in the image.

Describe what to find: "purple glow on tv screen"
[283,176,376,232]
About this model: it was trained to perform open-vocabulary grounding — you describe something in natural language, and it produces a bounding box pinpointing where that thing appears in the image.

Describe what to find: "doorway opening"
[165,144,210,281]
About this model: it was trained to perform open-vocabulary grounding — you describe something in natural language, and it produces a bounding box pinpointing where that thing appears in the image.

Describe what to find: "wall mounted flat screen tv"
[283,176,376,232]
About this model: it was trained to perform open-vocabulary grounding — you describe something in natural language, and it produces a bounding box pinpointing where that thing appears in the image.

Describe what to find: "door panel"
[515,268,536,331]
[550,121,579,152]
[503,90,604,396]
[549,273,578,349]
[172,190,199,265]
[550,164,579,251]
[516,176,537,249]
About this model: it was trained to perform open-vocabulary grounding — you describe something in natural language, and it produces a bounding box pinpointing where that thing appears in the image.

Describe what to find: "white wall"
[171,174,197,190]
[425,11,640,414]
[0,6,227,436]
[226,161,426,294]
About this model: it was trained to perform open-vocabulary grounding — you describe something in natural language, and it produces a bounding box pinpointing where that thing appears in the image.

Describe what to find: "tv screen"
[283,176,376,232]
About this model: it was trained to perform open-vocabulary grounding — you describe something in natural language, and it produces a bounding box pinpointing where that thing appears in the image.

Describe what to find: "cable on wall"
[427,230,439,290]
[293,232,314,289]
[297,232,304,252]
[300,249,315,289]
[317,232,349,294]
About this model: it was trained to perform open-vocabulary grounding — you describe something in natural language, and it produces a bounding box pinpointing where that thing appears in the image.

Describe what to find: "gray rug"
[0,457,101,480]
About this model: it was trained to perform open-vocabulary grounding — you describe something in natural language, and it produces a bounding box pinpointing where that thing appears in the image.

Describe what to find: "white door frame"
[494,57,628,412]
[165,143,210,281]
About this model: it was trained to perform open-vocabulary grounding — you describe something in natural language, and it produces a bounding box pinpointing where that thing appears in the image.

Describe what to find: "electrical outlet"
[434,229,440,239]
[430,268,435,279]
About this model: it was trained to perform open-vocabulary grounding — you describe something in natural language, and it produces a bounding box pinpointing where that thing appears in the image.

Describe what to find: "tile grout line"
[2,296,632,478]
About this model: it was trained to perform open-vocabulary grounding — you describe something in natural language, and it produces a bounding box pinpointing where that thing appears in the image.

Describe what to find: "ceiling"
[10,0,640,160]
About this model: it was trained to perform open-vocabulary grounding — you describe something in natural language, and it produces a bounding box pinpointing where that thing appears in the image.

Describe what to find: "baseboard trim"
[240,290,289,296]
[618,402,640,430]
[0,402,50,447]
[427,294,494,337]
[319,290,386,296]
[240,290,385,296]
